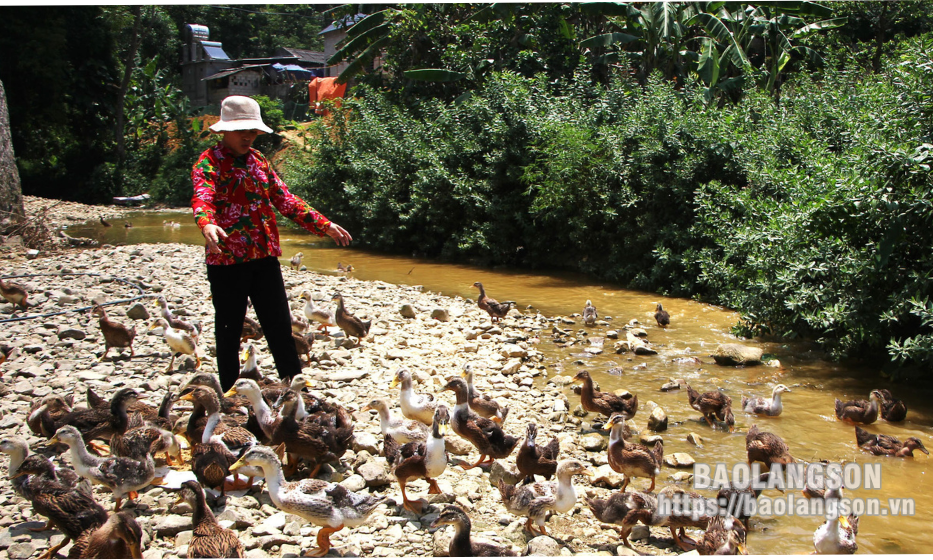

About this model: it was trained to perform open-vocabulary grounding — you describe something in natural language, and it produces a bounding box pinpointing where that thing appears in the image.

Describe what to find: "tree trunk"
[872,3,888,74]
[114,6,142,162]
[0,79,25,230]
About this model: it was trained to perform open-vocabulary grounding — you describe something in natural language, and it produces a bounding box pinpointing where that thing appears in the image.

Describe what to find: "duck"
[461,363,508,424]
[269,389,354,478]
[290,252,304,270]
[572,370,638,420]
[361,398,428,444]
[742,384,791,416]
[834,390,884,424]
[0,277,29,311]
[291,312,310,334]
[91,305,136,362]
[111,423,182,467]
[746,424,794,470]
[224,378,279,442]
[854,426,929,457]
[336,262,354,274]
[48,425,161,511]
[431,505,519,556]
[686,384,735,431]
[716,472,772,529]
[654,303,670,328]
[516,422,559,484]
[298,290,335,331]
[472,282,514,323]
[498,459,591,535]
[27,395,73,438]
[237,343,264,382]
[443,377,519,468]
[813,487,858,554]
[392,367,438,425]
[11,453,109,559]
[878,389,907,422]
[174,480,244,558]
[384,405,449,512]
[231,445,387,558]
[241,315,264,343]
[54,387,140,455]
[124,222,133,228]
[100,216,112,227]
[293,331,315,364]
[179,372,251,418]
[696,515,748,555]
[606,413,663,492]
[68,510,143,559]
[332,292,371,344]
[149,317,201,372]
[0,436,81,500]
[155,295,198,334]
[583,300,598,327]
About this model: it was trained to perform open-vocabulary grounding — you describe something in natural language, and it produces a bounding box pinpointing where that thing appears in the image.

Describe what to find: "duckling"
[332,292,371,344]
[69,510,143,559]
[91,305,136,362]
[686,384,735,431]
[362,398,428,444]
[498,459,592,535]
[149,317,201,372]
[654,303,670,328]
[230,446,387,558]
[834,390,883,424]
[99,216,112,227]
[696,515,748,555]
[746,424,794,470]
[299,290,335,331]
[516,422,559,484]
[572,370,638,420]
[55,387,140,455]
[431,505,519,556]
[290,252,304,270]
[878,389,907,422]
[606,413,663,492]
[854,426,929,457]
[0,277,29,310]
[472,282,514,323]
[742,384,791,416]
[443,377,519,468]
[12,454,109,559]
[384,405,449,513]
[241,315,264,343]
[155,295,198,334]
[28,395,73,438]
[174,481,244,558]
[49,425,161,511]
[293,331,314,364]
[461,363,508,424]
[813,487,858,554]
[392,367,437,425]
[583,300,598,327]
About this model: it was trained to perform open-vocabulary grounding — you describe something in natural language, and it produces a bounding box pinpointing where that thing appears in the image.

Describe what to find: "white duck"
[149,317,200,372]
[497,459,592,535]
[742,384,791,416]
[392,368,438,425]
[362,398,428,444]
[298,290,335,331]
[813,488,858,554]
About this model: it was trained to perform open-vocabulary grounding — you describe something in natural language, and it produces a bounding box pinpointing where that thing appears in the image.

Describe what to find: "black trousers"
[207,256,301,391]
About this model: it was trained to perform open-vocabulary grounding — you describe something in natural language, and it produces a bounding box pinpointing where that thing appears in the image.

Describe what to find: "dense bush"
[288,36,933,376]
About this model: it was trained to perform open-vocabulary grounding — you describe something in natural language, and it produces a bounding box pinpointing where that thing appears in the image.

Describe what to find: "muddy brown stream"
[69,210,933,554]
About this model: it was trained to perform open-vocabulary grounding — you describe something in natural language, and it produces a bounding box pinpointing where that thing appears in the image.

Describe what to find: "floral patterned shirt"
[191,142,331,265]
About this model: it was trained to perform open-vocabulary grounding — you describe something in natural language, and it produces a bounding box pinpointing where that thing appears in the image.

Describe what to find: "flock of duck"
[0,272,926,558]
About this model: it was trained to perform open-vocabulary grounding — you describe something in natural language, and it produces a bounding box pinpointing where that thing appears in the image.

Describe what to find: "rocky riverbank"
[0,242,690,558]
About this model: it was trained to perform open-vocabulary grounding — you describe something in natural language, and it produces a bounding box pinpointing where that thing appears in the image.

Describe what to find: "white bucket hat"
[209,95,273,134]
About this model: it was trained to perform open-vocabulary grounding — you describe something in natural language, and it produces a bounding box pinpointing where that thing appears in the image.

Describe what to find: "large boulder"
[711,344,763,366]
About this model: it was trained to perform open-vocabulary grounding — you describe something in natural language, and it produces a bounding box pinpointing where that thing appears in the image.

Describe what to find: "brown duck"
[443,377,519,468]
[461,363,508,423]
[572,370,638,419]
[855,426,929,457]
[241,315,264,343]
[472,282,514,323]
[746,424,794,469]
[54,388,140,455]
[69,511,143,559]
[878,389,907,422]
[516,422,559,484]
[332,293,371,344]
[606,413,663,492]
[383,406,449,513]
[654,303,670,328]
[685,384,735,431]
[431,505,518,557]
[834,390,884,424]
[91,305,136,362]
[174,480,244,558]
[0,277,29,311]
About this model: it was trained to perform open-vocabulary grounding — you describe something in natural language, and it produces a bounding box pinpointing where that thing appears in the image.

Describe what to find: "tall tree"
[0,79,24,228]
[114,6,142,162]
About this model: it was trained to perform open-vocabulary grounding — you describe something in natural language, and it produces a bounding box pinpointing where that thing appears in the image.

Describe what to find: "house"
[180,24,234,107]
[318,14,368,79]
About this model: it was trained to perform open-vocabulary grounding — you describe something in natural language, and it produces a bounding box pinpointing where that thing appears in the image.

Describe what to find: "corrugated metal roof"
[277,47,326,64]
[202,65,265,81]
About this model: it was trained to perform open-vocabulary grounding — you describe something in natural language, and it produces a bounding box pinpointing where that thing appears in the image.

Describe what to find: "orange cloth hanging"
[308,77,348,116]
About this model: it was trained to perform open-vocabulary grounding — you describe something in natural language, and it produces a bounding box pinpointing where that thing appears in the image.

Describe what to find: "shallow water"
[69,210,933,554]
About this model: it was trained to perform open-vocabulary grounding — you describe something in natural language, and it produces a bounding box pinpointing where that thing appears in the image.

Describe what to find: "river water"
[69,210,933,554]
